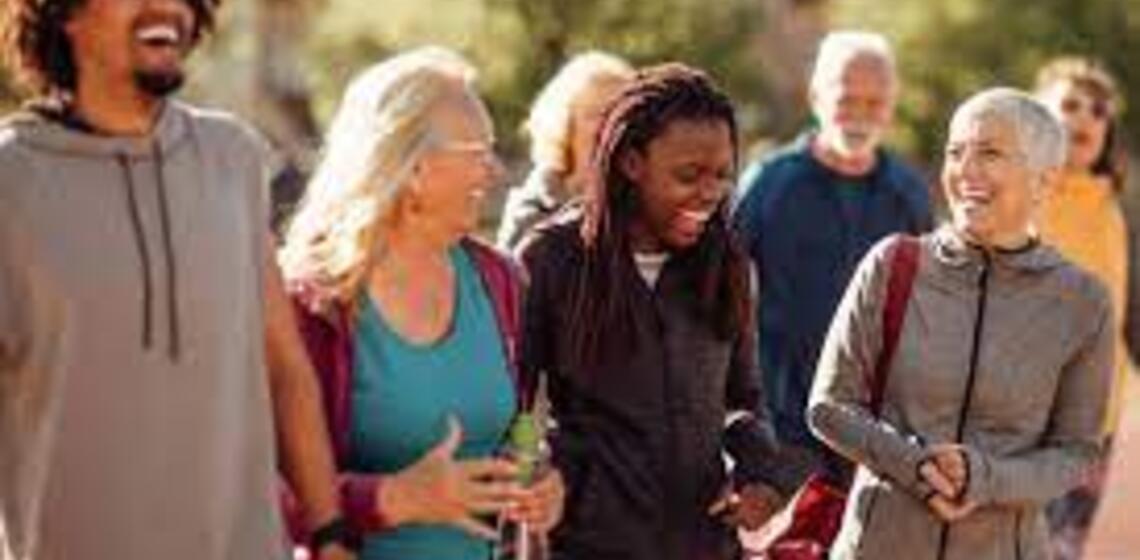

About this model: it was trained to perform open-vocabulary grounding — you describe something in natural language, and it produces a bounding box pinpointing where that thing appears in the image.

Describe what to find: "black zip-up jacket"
[517,216,782,560]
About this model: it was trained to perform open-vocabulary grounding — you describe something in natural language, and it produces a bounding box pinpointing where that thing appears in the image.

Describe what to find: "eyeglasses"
[1060,97,1113,121]
[432,139,495,154]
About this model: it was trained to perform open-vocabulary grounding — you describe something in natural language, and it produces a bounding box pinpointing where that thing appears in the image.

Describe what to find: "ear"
[1031,166,1061,205]
[619,149,647,186]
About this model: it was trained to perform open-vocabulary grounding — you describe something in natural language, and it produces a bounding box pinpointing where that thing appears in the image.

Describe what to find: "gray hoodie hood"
[7,102,198,361]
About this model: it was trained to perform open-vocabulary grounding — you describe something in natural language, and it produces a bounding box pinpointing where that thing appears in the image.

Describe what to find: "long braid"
[566,63,753,373]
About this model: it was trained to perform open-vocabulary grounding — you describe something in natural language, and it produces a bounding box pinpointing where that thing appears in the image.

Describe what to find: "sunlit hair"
[951,87,1068,174]
[279,46,477,307]
[524,51,633,173]
[1035,56,1127,190]
[0,0,221,95]
[809,30,896,95]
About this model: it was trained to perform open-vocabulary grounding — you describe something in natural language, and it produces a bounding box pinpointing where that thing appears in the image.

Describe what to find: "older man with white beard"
[732,30,932,494]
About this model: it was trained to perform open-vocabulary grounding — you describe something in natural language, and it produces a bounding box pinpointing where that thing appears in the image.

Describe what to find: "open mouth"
[135,23,184,50]
[672,209,712,239]
[959,188,992,210]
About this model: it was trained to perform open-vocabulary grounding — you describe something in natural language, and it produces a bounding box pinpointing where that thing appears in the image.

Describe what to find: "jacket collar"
[930,224,1066,273]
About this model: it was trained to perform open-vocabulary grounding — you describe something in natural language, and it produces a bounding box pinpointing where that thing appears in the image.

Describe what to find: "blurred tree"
[304,0,772,156]
[833,0,1140,168]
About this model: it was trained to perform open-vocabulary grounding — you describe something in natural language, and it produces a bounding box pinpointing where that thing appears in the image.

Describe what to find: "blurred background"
[4,0,1138,227]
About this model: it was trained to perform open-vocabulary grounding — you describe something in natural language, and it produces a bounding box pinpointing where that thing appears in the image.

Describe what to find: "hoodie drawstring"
[151,141,181,361]
[117,154,155,351]
[115,147,182,363]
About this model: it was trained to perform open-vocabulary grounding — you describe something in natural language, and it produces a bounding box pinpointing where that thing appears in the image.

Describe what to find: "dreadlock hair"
[1036,56,1129,192]
[0,0,222,96]
[565,62,753,372]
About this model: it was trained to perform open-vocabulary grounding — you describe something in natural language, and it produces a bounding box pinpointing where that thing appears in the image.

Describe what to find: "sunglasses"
[1060,97,1113,121]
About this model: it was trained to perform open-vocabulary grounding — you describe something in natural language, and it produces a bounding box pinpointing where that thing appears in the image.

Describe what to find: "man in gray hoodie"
[0,0,351,558]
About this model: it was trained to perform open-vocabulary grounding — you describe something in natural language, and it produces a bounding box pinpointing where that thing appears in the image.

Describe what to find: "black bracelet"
[310,516,358,553]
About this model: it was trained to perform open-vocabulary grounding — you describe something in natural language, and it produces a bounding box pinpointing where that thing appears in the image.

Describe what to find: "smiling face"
[65,0,196,97]
[811,54,896,160]
[407,84,504,240]
[621,118,735,251]
[942,111,1043,247]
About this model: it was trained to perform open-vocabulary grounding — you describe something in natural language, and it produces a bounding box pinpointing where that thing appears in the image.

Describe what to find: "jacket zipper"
[937,252,991,560]
[1014,511,1023,560]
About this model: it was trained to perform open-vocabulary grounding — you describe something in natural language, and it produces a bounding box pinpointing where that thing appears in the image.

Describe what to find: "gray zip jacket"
[809,226,1113,560]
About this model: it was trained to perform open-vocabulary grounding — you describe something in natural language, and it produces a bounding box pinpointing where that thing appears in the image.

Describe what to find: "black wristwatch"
[310,516,359,553]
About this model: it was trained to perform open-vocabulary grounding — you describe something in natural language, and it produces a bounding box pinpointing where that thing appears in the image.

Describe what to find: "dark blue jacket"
[731,133,932,449]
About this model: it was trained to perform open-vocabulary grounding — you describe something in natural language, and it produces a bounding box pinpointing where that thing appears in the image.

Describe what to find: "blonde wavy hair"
[279,46,477,306]
[524,51,633,172]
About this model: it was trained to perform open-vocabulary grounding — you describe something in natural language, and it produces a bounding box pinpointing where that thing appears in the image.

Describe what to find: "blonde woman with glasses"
[279,47,564,559]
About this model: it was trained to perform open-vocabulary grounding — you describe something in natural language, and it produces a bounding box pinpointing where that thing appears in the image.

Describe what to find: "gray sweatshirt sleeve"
[807,239,930,498]
[964,292,1114,507]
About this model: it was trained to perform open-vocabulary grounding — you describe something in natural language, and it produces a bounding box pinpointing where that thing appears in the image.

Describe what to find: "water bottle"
[492,409,550,560]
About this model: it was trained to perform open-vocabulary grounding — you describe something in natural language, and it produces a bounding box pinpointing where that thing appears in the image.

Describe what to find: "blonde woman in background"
[1035,56,1133,560]
[279,47,563,559]
[496,51,633,250]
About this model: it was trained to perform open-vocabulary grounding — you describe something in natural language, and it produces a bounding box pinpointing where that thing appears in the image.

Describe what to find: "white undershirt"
[633,252,669,288]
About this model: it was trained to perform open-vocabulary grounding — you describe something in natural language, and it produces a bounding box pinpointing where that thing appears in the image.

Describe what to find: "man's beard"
[835,126,880,158]
[133,69,185,98]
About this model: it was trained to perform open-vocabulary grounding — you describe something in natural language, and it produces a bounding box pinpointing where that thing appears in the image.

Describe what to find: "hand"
[379,417,522,540]
[707,482,783,531]
[919,444,969,500]
[506,468,565,532]
[925,493,978,523]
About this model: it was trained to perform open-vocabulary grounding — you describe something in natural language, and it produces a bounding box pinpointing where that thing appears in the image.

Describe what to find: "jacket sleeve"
[497,186,556,254]
[723,326,788,493]
[722,262,787,492]
[280,297,396,541]
[963,293,1114,507]
[807,239,930,499]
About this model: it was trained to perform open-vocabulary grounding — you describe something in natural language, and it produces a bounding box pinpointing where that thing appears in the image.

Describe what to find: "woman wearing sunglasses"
[1034,56,1134,560]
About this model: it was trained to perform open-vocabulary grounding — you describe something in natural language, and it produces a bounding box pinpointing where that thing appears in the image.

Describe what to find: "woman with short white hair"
[280,46,563,559]
[496,51,633,250]
[808,88,1114,559]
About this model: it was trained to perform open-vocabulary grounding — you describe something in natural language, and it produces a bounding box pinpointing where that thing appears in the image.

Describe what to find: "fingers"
[458,457,519,482]
[429,416,464,460]
[706,492,740,516]
[466,480,524,514]
[507,471,565,531]
[927,444,968,498]
[926,493,978,523]
[452,515,499,541]
[919,460,959,500]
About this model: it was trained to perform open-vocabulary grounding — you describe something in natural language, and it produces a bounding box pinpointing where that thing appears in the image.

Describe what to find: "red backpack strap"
[869,234,920,417]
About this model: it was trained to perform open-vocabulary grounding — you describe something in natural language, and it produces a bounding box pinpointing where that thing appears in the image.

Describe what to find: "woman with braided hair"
[516,63,784,560]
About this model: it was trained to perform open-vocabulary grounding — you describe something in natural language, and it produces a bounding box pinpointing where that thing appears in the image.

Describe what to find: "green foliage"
[834,0,1140,167]
[304,0,768,156]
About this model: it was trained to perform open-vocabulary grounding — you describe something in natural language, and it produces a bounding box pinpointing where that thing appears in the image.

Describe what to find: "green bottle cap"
[509,413,540,454]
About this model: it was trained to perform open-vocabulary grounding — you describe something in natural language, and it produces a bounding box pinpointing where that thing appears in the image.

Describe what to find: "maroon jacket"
[282,237,526,543]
